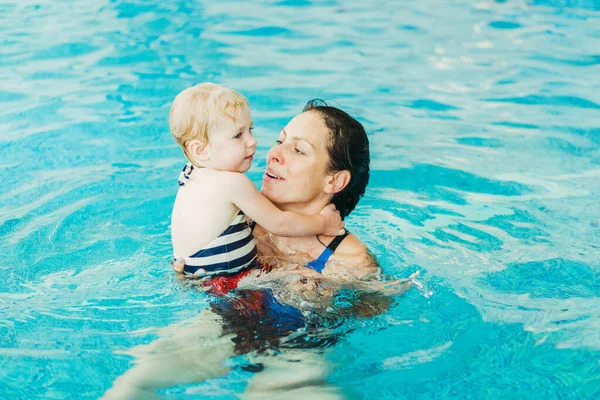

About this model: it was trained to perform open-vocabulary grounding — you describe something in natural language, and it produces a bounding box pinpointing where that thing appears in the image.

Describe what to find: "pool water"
[1,0,599,398]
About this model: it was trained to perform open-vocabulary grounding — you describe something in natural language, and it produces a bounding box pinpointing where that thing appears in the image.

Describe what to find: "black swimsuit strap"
[322,230,349,253]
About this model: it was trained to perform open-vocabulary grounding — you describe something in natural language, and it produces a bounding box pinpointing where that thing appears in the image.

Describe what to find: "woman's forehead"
[285,111,327,145]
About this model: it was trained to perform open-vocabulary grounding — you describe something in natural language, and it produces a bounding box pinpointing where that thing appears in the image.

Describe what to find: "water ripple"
[1,0,599,398]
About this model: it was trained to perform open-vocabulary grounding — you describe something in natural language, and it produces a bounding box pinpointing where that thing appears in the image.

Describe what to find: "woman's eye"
[275,139,282,145]
[294,147,304,155]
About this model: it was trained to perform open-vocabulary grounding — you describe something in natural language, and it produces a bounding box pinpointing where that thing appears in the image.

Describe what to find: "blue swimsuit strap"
[306,230,349,273]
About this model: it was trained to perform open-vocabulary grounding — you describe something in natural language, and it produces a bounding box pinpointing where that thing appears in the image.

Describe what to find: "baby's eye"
[249,127,254,132]
[234,132,243,139]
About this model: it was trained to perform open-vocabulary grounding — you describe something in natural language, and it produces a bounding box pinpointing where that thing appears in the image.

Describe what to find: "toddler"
[170,83,344,277]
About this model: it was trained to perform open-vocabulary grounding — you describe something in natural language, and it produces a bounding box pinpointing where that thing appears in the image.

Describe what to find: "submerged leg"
[242,348,345,400]
[101,309,235,399]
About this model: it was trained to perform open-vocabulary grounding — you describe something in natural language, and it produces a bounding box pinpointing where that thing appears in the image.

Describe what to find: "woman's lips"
[264,168,284,181]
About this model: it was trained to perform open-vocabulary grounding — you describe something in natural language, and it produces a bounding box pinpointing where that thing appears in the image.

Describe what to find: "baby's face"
[206,107,256,172]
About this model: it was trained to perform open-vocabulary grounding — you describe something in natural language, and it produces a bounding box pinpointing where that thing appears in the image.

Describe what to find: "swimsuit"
[207,230,350,295]
[213,232,350,354]
[176,164,257,278]
[305,231,350,273]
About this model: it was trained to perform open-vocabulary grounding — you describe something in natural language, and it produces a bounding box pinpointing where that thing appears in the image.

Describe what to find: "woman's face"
[261,111,333,210]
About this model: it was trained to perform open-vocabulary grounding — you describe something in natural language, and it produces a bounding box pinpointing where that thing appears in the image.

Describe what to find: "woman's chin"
[260,179,283,201]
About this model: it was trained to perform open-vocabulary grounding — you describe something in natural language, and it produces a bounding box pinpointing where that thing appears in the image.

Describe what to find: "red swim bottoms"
[205,267,257,296]
[205,267,266,315]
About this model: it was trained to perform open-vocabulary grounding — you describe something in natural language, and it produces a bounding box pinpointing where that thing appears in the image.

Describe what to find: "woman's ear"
[186,139,210,163]
[324,170,351,194]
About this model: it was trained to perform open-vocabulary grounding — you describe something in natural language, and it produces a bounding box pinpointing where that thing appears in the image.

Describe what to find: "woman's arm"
[262,233,414,305]
[173,231,415,297]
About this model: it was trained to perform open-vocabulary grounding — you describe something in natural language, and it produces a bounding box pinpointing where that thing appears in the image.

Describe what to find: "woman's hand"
[345,271,420,296]
[319,203,345,236]
[171,256,208,280]
[172,256,186,274]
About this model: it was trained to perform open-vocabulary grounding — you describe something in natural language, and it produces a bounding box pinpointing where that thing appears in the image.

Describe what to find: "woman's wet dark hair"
[303,99,370,220]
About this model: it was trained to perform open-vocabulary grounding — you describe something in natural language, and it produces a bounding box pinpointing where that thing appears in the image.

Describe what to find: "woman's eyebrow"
[292,136,314,148]
[281,129,314,148]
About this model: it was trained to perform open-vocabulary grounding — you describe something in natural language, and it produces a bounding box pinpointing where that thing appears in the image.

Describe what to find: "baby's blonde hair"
[169,82,249,160]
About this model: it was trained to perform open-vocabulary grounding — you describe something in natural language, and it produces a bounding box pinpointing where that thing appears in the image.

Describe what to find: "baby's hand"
[319,204,345,236]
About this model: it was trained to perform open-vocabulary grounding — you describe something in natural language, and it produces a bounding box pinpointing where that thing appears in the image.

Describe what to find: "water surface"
[1,0,599,398]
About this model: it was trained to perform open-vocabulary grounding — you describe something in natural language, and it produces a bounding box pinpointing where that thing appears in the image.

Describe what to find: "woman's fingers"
[172,256,185,273]
[408,271,421,280]
[172,257,214,288]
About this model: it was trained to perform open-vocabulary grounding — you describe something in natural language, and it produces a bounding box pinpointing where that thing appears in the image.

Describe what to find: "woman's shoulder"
[326,233,380,281]
[335,232,368,256]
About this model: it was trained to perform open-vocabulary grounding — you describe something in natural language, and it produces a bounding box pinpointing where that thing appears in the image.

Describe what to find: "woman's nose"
[268,146,283,164]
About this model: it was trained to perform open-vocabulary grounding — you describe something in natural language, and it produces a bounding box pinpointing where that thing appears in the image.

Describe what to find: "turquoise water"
[1,0,599,398]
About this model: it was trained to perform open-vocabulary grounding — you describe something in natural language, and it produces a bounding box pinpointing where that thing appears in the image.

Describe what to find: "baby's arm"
[223,172,344,237]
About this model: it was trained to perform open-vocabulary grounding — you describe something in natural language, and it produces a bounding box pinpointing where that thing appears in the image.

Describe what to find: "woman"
[253,100,376,281]
[102,101,413,399]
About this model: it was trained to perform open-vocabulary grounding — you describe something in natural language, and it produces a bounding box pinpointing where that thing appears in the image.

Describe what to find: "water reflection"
[102,273,403,399]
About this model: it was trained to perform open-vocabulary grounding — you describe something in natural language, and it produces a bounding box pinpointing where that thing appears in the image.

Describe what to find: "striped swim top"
[176,163,257,277]
[181,210,258,277]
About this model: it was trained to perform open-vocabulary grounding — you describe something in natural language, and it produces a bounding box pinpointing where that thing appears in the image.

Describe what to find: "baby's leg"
[101,309,235,399]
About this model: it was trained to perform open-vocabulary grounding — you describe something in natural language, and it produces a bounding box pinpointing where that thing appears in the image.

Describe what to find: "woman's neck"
[268,198,333,252]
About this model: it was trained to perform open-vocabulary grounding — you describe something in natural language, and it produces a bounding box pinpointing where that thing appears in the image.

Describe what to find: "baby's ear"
[186,139,210,162]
